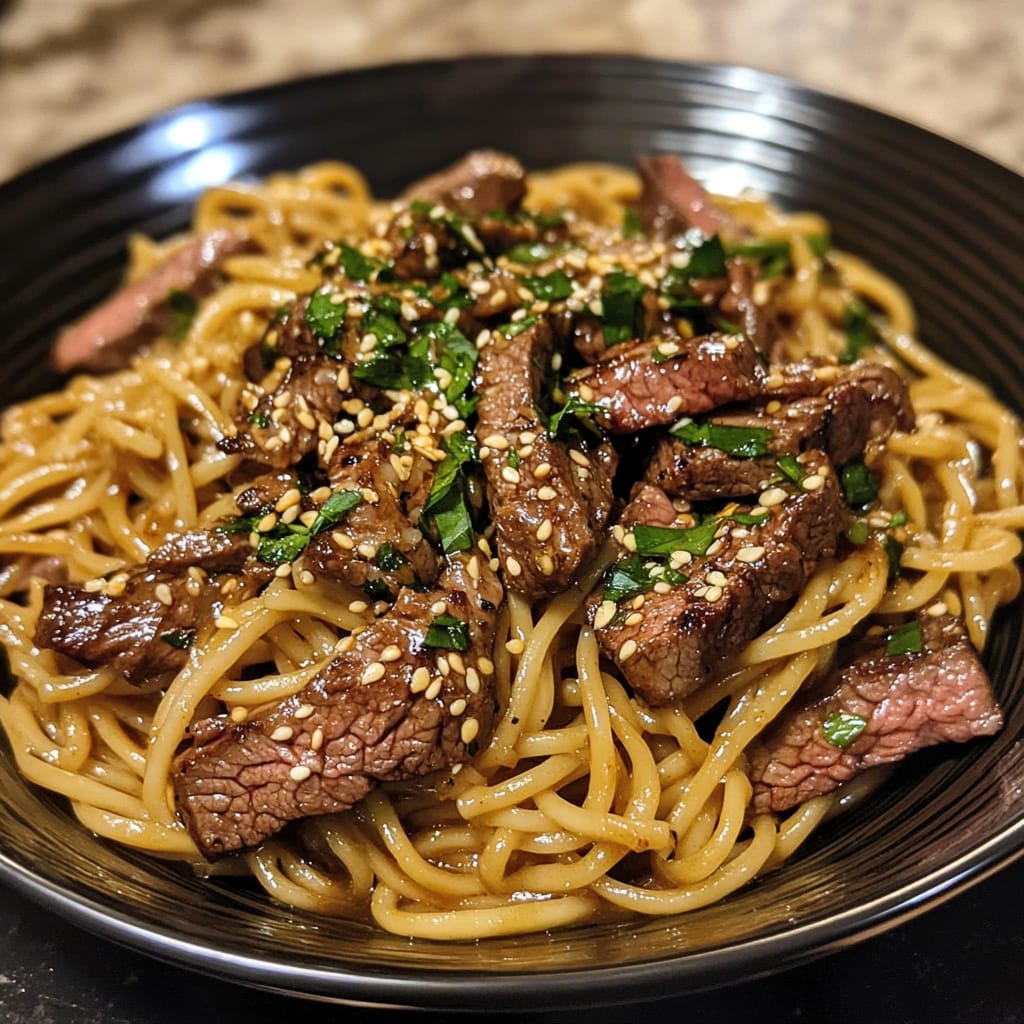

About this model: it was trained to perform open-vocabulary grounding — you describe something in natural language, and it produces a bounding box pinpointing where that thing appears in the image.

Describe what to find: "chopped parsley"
[160,628,195,650]
[497,315,538,338]
[840,299,878,364]
[374,542,408,572]
[424,613,470,652]
[601,270,646,346]
[521,269,573,301]
[507,447,521,470]
[686,234,728,278]
[504,241,559,264]
[308,489,363,535]
[545,393,603,439]
[840,459,880,509]
[305,290,347,343]
[250,488,363,565]
[339,243,391,282]
[422,431,477,554]
[726,238,791,278]
[247,411,270,428]
[602,555,658,604]
[822,711,868,748]
[622,208,643,238]
[886,619,923,656]
[361,303,406,350]
[421,320,478,416]
[391,429,407,452]
[632,519,721,558]
[167,289,198,341]
[671,418,774,459]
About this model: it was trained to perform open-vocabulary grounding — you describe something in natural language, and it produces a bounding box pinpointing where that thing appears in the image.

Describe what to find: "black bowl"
[0,56,1022,1011]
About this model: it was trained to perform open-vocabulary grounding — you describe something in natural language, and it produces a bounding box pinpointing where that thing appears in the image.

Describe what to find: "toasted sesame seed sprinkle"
[536,519,553,542]
[706,570,728,588]
[625,612,643,627]
[274,563,292,578]
[289,765,311,782]
[258,512,278,532]
[569,449,590,467]
[335,635,355,653]
[461,718,480,745]
[437,655,451,676]
[534,462,552,479]
[705,585,724,603]
[506,638,525,655]
[478,656,495,675]
[538,553,555,576]
[154,583,173,606]
[622,533,638,552]
[505,556,522,577]
[311,727,324,751]
[927,601,949,617]
[357,542,378,560]
[619,639,638,661]
[215,614,239,630]
[736,545,766,563]
[362,662,387,685]
[501,465,521,484]
[411,666,431,693]
[759,487,788,508]
[593,600,617,630]
[653,581,672,594]
[270,726,294,742]
[537,486,557,501]
[430,600,447,615]
[381,645,402,663]
[666,395,684,414]
[295,703,315,720]
[465,667,481,694]
[450,698,468,717]
[425,678,443,701]
[467,555,480,581]
[802,473,825,491]
[577,383,596,403]
[229,706,248,723]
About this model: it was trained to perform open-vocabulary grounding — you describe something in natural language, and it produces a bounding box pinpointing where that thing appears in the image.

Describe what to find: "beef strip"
[636,155,742,241]
[146,530,254,574]
[647,361,914,500]
[592,453,847,705]
[53,229,256,374]
[567,333,765,435]
[219,355,347,469]
[721,259,775,356]
[747,614,1003,814]
[475,320,617,598]
[401,150,526,217]
[171,552,504,857]
[305,436,439,594]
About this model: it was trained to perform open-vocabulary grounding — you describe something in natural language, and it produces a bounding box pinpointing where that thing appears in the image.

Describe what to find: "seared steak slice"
[53,229,256,374]
[401,150,526,217]
[636,155,741,241]
[747,614,1003,814]
[721,259,775,356]
[306,436,439,594]
[593,453,847,705]
[146,530,254,574]
[648,362,914,500]
[35,568,260,685]
[221,355,346,469]
[567,334,765,435]
[476,320,617,598]
[172,553,504,857]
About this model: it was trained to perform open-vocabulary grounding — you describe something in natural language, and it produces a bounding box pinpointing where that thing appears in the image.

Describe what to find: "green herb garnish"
[305,290,347,342]
[776,454,806,485]
[160,628,195,650]
[504,241,558,264]
[671,419,774,459]
[822,711,868,748]
[374,542,408,572]
[886,619,923,656]
[167,289,198,341]
[424,613,470,652]
[422,431,477,554]
[622,208,643,238]
[521,269,573,301]
[247,411,270,428]
[601,270,646,346]
[840,459,880,509]
[686,234,728,278]
[840,299,877,364]
[339,243,390,282]
[546,393,603,438]
[632,519,721,558]
[602,555,656,603]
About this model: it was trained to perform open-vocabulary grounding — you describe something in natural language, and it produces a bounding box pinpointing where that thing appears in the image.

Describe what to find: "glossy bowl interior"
[0,57,1022,1011]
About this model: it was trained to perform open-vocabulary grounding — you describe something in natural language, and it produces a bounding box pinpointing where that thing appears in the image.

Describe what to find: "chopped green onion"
[601,270,646,346]
[776,454,806,485]
[160,628,195,650]
[886,619,923,656]
[632,519,720,558]
[424,613,470,652]
[840,459,880,509]
[167,289,198,341]
[521,269,573,301]
[840,299,877,364]
[823,711,868,748]
[671,419,774,459]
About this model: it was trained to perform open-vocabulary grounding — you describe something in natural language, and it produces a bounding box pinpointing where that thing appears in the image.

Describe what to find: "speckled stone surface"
[0,0,1021,182]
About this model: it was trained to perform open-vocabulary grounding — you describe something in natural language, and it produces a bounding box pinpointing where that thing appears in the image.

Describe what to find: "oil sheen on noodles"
[0,162,1021,940]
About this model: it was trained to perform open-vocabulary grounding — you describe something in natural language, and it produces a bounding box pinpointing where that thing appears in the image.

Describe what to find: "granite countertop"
[0,0,1022,181]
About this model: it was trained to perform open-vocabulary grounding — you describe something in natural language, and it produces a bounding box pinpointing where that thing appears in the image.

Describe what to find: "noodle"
[0,158,1021,940]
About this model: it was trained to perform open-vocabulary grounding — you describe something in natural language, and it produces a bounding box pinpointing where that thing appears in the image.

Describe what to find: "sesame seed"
[538,554,555,576]
[270,726,294,742]
[437,655,451,676]
[927,601,949,617]
[334,418,355,435]
[430,600,447,615]
[295,704,315,720]
[357,542,377,560]
[506,638,525,655]
[467,555,480,581]
[505,556,522,577]
[275,488,302,513]
[335,636,355,653]
[706,570,728,587]
[381,645,402,663]
[478,657,495,675]
[273,390,292,409]
[736,545,766,563]
[625,612,643,627]
[274,563,292,578]
[705,585,724,603]
[425,678,443,701]
[257,512,278,533]
[577,383,596,403]
[593,601,617,630]
[461,718,480,745]
[622,532,638,552]
[280,505,300,525]
[411,666,431,693]
[657,341,680,358]
[289,765,311,782]
[759,487,788,508]
[215,615,239,630]
[362,662,387,685]
[311,727,324,751]
[619,639,638,661]
[278,426,293,445]
[802,474,825,491]
[465,667,481,694]
[154,583,173,607]
[765,400,782,414]
[500,465,521,484]
[296,410,317,432]
[534,462,552,479]
[450,698,468,717]
[536,519,553,542]
[666,395,684,414]
[653,581,672,594]
[537,486,557,501]
[336,367,351,391]
[569,449,590,467]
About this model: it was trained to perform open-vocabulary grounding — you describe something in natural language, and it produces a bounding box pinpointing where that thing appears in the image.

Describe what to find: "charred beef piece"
[305,436,439,594]
[219,355,346,469]
[172,553,504,857]
[146,530,255,574]
[592,454,847,705]
[747,614,1003,814]
[566,334,765,435]
[648,362,914,500]
[53,229,256,374]
[476,320,617,598]
[721,259,775,356]
[401,150,526,217]
[636,155,742,241]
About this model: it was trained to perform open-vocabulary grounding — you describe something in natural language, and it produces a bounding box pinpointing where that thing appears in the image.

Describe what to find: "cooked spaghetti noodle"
[0,159,1021,940]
